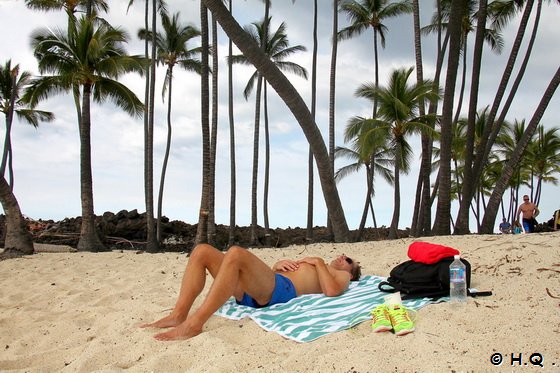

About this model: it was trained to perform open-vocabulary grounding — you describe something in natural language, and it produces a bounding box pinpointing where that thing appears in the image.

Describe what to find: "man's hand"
[272,259,299,272]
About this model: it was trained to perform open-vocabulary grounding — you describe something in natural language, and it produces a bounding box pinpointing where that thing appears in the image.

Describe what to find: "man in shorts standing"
[517,195,540,233]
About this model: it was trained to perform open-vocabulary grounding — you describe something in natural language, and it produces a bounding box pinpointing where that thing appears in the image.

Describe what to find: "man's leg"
[154,246,277,340]
[140,243,227,328]
[526,218,536,233]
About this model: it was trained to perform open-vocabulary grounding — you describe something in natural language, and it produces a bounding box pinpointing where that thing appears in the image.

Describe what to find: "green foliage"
[25,16,145,117]
[230,17,307,100]
[0,60,54,127]
[138,11,203,100]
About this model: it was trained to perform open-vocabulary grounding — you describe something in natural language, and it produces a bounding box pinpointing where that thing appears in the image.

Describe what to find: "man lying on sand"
[141,243,362,341]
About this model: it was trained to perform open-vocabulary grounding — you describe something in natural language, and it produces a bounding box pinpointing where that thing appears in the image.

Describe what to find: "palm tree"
[432,0,466,235]
[355,66,438,238]
[338,0,413,116]
[413,0,449,237]
[335,123,394,240]
[129,0,154,250]
[196,1,211,245]
[0,62,52,260]
[481,65,560,233]
[306,0,318,242]
[434,107,499,229]
[227,0,236,246]
[231,18,307,245]
[0,175,34,259]
[139,11,202,243]
[425,0,518,234]
[1,61,54,188]
[208,11,219,245]
[25,0,109,22]
[524,125,560,205]
[203,0,350,242]
[327,0,340,239]
[26,16,145,252]
[466,0,545,232]
[128,0,167,252]
[25,0,110,162]
[409,0,426,237]
[494,119,531,219]
[422,0,503,123]
[453,0,491,234]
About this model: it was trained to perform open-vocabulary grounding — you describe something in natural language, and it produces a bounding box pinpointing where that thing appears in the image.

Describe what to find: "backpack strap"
[378,280,400,293]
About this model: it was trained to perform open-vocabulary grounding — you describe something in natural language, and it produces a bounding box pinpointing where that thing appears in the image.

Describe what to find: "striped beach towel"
[215,275,445,343]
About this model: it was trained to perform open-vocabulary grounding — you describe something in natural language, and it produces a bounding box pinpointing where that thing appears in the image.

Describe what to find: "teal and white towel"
[215,275,445,343]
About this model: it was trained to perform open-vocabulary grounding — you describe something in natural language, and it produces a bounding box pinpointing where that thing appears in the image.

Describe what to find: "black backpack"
[378,257,471,300]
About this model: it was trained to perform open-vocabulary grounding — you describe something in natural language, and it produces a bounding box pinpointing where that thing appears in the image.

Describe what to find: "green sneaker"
[387,304,415,336]
[370,304,392,332]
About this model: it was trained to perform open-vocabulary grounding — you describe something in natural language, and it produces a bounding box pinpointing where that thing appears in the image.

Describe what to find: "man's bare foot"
[139,313,186,329]
[153,321,202,341]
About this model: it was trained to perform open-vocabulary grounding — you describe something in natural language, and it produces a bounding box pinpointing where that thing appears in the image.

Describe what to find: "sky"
[0,0,559,232]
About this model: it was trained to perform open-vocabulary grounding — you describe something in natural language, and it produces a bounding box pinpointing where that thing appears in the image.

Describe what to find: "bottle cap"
[454,255,460,259]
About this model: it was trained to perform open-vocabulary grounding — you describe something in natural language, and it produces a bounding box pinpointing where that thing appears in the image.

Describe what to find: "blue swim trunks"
[236,274,297,308]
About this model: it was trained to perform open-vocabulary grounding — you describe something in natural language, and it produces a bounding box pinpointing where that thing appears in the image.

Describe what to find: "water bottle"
[449,255,467,304]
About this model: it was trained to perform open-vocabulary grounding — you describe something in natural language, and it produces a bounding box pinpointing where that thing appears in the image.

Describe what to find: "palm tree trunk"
[306,0,318,242]
[77,84,105,252]
[250,75,263,246]
[203,0,350,242]
[0,175,34,258]
[357,164,374,241]
[452,42,468,126]
[433,0,466,235]
[471,0,534,198]
[490,0,543,159]
[263,82,271,246]
[145,0,159,252]
[410,0,424,237]
[327,0,339,239]
[143,0,150,230]
[372,29,379,117]
[417,4,447,237]
[454,0,487,234]
[0,67,17,186]
[157,66,174,243]
[208,13,219,245]
[227,0,236,247]
[389,141,402,239]
[196,1,211,244]
[249,0,270,246]
[481,65,560,233]
[307,150,314,241]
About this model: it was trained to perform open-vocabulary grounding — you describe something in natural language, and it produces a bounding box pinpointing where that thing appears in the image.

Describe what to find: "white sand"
[1,233,559,372]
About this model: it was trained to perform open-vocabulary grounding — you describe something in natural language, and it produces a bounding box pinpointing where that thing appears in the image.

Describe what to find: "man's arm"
[272,259,299,272]
[533,205,540,218]
[297,257,351,297]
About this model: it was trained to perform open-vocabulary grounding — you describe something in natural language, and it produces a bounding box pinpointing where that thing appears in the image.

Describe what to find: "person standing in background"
[517,195,540,233]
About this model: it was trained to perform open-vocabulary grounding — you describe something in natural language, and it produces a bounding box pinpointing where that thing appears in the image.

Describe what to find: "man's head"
[523,195,530,202]
[332,254,362,281]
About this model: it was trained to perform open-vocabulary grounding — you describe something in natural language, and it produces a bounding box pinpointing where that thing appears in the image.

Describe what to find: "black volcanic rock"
[0,211,415,252]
